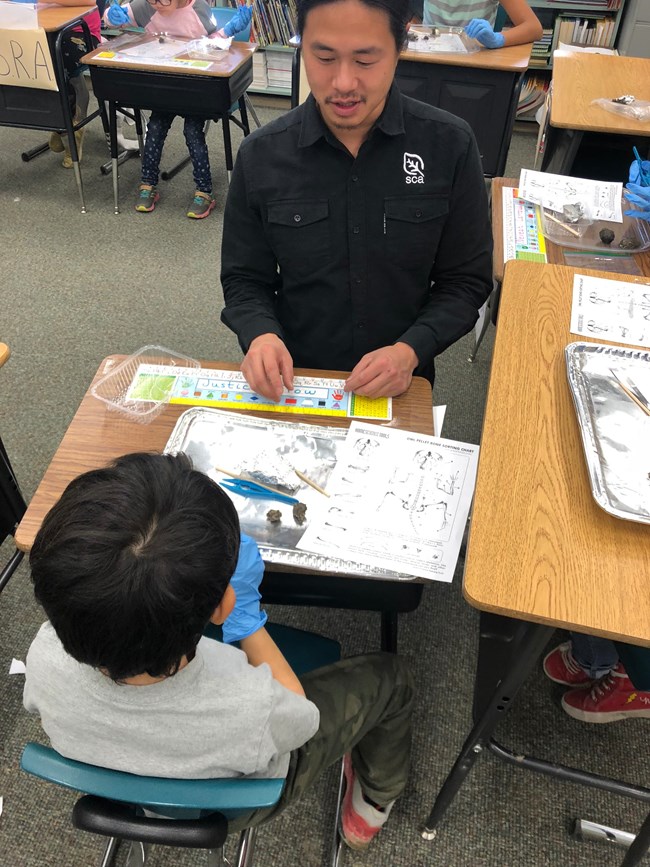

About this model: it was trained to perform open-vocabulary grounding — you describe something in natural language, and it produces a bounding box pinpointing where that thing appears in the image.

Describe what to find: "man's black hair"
[297,0,410,53]
[30,452,241,681]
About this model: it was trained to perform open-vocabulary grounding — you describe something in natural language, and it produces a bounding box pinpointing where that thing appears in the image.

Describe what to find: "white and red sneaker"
[340,754,394,850]
[562,664,650,723]
[543,642,594,687]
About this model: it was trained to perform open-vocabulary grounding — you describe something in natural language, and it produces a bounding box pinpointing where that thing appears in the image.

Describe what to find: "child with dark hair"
[24,452,414,849]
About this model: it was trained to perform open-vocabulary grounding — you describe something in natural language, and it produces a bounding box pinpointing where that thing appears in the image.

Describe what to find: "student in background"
[48,0,103,168]
[415,0,542,49]
[105,0,251,218]
[24,453,414,850]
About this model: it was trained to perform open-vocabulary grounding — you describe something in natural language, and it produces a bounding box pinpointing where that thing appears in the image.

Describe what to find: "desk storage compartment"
[0,84,65,129]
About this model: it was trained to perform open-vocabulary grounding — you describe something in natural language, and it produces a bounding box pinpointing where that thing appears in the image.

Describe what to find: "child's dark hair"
[297,0,410,53]
[30,452,240,681]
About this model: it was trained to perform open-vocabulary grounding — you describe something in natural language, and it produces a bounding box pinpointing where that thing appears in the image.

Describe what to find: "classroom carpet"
[1,100,648,867]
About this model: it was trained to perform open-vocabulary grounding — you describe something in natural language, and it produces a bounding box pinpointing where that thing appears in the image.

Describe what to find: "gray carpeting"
[1,100,648,867]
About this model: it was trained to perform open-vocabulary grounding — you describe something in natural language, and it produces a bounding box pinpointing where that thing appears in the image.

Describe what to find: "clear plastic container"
[404,25,480,54]
[540,198,650,253]
[91,345,200,423]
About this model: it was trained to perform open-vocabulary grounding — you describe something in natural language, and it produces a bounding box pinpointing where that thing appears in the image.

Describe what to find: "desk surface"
[15,359,433,552]
[38,5,94,32]
[464,261,650,646]
[400,41,531,72]
[492,177,650,283]
[82,35,254,77]
[551,53,650,135]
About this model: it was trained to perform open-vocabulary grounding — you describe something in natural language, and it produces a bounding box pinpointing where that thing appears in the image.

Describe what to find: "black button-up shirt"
[220,85,492,382]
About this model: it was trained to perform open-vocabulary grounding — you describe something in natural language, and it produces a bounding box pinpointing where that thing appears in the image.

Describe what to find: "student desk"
[422,261,650,866]
[395,42,532,177]
[14,358,433,651]
[541,54,650,176]
[82,37,254,213]
[0,5,100,212]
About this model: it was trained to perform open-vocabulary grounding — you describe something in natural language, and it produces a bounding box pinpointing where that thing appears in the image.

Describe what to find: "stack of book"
[529,28,554,67]
[516,72,550,121]
[252,50,268,89]
[251,0,297,47]
[265,46,293,89]
[553,13,617,47]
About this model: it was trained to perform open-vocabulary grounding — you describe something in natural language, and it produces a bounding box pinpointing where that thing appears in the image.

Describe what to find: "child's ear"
[210,584,236,625]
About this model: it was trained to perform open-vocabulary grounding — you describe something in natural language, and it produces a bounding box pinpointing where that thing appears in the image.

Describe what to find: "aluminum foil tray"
[164,407,413,579]
[565,342,650,523]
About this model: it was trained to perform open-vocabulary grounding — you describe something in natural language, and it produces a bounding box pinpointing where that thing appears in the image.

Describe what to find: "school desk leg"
[109,103,120,215]
[421,620,552,840]
[21,142,50,162]
[222,113,234,185]
[621,810,650,867]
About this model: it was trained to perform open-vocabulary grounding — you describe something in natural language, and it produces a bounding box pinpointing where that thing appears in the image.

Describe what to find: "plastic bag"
[591,98,650,123]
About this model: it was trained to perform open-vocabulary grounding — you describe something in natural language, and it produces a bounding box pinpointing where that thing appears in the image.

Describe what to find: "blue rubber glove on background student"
[222,532,268,644]
[465,19,505,48]
[625,159,650,221]
[106,3,130,26]
[221,4,252,37]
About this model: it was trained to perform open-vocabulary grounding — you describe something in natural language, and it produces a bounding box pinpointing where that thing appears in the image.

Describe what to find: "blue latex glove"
[624,159,650,221]
[222,4,252,37]
[465,19,505,49]
[107,3,130,26]
[222,532,268,644]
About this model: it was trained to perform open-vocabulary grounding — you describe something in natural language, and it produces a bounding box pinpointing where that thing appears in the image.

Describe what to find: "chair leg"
[234,827,258,867]
[330,759,346,867]
[99,837,120,867]
[124,841,147,866]
[207,846,229,867]
[244,94,261,129]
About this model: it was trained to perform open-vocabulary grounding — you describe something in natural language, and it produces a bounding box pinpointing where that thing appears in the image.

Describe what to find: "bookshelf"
[249,0,296,96]
[515,0,628,119]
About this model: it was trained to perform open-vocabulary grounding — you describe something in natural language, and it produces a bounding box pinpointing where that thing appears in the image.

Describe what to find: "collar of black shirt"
[298,85,405,150]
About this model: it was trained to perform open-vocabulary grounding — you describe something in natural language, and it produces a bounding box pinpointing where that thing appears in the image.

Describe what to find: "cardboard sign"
[0,26,57,90]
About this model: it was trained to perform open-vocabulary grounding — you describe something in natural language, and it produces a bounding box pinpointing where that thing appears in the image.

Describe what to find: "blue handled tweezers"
[220,478,298,505]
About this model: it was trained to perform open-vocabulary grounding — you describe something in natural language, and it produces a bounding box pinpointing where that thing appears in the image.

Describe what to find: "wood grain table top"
[463,260,650,646]
[400,40,531,72]
[551,53,650,135]
[37,5,95,32]
[15,359,433,552]
[491,178,650,284]
[82,36,255,77]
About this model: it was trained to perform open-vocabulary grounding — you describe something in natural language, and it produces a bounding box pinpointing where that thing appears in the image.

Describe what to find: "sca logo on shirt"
[403,152,425,184]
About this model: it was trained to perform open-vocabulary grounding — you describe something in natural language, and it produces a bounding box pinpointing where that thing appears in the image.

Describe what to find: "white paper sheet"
[570,273,650,348]
[297,422,479,582]
[518,169,623,222]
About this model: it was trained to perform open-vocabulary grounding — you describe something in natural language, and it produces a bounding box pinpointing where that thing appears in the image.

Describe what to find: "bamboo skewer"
[294,469,330,497]
[544,211,582,237]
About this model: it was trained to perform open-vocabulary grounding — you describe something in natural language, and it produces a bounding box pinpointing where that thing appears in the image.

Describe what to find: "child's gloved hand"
[222,4,252,37]
[624,159,650,221]
[465,19,505,48]
[107,3,130,26]
[222,532,268,644]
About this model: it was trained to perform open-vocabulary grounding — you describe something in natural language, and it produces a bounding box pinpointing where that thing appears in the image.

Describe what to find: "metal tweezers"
[220,478,299,505]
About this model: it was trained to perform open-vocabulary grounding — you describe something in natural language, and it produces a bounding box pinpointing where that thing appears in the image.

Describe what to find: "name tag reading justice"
[126,365,392,421]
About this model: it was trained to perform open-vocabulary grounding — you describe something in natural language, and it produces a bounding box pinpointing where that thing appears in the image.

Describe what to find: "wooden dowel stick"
[544,211,582,237]
[294,469,330,497]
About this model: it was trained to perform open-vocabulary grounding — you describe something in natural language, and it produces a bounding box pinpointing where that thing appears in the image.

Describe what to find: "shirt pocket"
[266,199,331,280]
[384,195,449,271]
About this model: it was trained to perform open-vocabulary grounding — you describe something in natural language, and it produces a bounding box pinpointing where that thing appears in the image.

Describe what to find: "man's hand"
[344,343,419,398]
[241,334,294,402]
[222,534,268,645]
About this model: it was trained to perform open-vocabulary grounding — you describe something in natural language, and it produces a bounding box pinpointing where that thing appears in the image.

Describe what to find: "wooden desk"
[542,54,650,175]
[82,37,254,213]
[0,6,100,211]
[396,43,532,177]
[492,177,650,283]
[423,262,650,860]
[15,358,433,553]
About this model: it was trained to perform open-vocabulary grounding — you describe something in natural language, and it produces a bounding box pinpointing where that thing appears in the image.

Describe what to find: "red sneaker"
[340,754,393,850]
[543,642,593,687]
[562,664,650,723]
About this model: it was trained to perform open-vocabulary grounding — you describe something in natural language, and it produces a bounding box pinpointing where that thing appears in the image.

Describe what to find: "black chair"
[0,343,28,594]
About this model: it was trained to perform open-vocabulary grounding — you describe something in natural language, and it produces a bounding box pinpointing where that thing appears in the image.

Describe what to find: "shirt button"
[352,226,360,234]
[293,214,301,222]
[351,175,359,182]
[357,322,365,329]
[355,278,361,284]
[415,209,422,218]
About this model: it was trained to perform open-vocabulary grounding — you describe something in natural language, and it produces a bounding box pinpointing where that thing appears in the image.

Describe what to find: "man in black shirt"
[220,0,492,400]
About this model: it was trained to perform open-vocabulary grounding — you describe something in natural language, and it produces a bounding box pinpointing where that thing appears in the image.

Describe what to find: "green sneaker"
[186,191,216,219]
[135,185,159,213]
